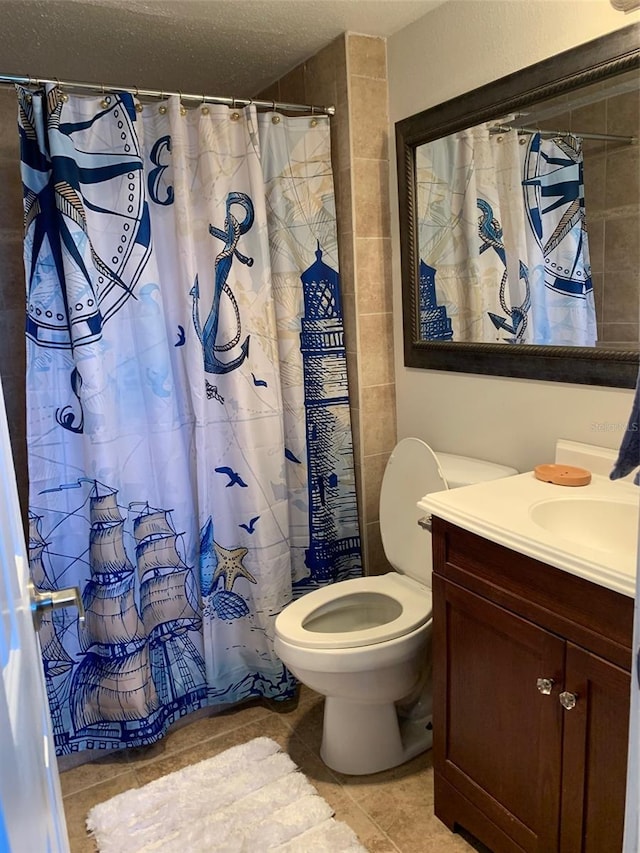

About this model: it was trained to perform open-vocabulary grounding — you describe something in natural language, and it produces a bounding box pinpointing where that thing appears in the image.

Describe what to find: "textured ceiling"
[0,0,444,98]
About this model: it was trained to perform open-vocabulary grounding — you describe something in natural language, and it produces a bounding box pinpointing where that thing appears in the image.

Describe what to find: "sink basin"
[530,497,639,556]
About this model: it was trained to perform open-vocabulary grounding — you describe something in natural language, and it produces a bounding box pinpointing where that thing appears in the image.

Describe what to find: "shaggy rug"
[86,737,368,852]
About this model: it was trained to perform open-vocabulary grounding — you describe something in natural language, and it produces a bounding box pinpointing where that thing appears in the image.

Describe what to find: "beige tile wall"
[0,88,28,521]
[539,86,640,346]
[259,34,395,575]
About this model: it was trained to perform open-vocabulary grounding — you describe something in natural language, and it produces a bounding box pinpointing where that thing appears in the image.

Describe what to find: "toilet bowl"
[274,438,517,775]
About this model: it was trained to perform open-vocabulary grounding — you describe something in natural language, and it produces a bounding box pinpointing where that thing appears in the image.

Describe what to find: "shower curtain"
[18,85,361,755]
[415,123,596,346]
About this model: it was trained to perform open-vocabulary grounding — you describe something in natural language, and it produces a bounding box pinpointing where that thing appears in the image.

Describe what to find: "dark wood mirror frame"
[396,24,640,388]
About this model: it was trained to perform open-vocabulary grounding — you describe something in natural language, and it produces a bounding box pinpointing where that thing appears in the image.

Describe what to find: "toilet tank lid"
[436,452,518,488]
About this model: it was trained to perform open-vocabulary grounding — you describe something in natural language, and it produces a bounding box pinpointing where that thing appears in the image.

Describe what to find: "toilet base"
[320,696,433,775]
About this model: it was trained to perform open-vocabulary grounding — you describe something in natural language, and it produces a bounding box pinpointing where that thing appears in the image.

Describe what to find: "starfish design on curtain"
[212,542,257,591]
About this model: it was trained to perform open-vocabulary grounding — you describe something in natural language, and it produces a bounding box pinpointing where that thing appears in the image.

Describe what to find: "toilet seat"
[275,574,432,650]
[379,437,446,581]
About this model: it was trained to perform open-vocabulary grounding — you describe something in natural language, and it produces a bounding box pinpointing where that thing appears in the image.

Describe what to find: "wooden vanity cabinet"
[431,517,633,853]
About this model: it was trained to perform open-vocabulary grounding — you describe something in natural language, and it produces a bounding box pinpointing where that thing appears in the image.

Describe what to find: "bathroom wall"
[388,0,640,474]
[0,88,27,518]
[259,34,395,575]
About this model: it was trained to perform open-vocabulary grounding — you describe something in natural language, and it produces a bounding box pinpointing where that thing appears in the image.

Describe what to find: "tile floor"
[60,688,487,852]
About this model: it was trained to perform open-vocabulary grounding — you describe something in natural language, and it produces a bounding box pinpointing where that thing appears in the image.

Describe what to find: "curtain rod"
[0,73,335,116]
[489,124,636,144]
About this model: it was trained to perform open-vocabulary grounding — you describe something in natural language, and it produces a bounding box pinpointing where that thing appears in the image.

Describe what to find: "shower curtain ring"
[54,77,68,102]
[134,85,143,112]
[100,83,109,110]
[201,93,209,114]
[159,91,167,115]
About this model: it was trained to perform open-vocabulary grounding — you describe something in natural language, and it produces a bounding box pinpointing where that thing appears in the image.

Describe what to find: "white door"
[0,374,70,853]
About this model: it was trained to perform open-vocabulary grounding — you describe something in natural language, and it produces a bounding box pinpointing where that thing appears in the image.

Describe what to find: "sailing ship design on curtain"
[30,485,207,752]
[71,489,160,743]
[132,506,206,709]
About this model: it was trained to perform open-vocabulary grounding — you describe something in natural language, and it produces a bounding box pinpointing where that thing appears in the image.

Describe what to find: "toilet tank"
[436,452,518,490]
[379,439,518,588]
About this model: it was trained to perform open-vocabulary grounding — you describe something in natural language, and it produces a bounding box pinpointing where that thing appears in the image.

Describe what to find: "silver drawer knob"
[559,691,578,710]
[536,677,554,695]
[417,515,432,531]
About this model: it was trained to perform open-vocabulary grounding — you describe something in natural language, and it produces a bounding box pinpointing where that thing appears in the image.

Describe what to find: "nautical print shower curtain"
[415,123,596,346]
[18,85,361,755]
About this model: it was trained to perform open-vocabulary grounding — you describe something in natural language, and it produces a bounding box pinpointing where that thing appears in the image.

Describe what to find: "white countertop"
[419,472,639,598]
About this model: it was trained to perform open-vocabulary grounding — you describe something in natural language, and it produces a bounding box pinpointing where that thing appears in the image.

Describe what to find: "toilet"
[274,438,517,775]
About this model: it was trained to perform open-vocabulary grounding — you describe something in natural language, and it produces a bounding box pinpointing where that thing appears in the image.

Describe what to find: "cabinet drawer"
[432,518,633,670]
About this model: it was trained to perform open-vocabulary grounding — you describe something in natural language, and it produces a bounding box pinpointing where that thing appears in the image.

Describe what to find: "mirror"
[396,24,640,387]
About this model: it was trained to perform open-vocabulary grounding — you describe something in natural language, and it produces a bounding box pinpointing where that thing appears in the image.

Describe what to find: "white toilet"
[274,438,517,775]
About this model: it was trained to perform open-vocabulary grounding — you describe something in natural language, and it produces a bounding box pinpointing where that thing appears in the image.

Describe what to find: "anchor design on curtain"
[477,198,531,343]
[191,191,254,374]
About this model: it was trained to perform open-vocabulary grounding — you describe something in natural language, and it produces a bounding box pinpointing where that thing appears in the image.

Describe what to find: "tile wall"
[585,86,640,346]
[537,77,640,346]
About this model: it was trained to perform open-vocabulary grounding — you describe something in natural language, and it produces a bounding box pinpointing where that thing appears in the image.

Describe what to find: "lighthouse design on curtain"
[297,245,361,592]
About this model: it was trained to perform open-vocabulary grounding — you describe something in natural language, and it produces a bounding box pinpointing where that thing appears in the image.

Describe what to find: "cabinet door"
[560,643,631,853]
[434,577,566,852]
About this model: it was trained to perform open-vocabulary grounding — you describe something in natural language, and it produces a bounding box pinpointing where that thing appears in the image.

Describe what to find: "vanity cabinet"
[431,517,633,853]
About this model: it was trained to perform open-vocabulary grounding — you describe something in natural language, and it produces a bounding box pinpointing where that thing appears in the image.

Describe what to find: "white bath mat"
[86,736,368,852]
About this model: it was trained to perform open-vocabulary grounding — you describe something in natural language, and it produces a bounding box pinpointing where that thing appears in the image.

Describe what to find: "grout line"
[61,762,133,800]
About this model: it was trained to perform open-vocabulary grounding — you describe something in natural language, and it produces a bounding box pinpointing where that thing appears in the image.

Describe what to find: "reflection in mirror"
[415,70,638,348]
[396,24,640,387]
